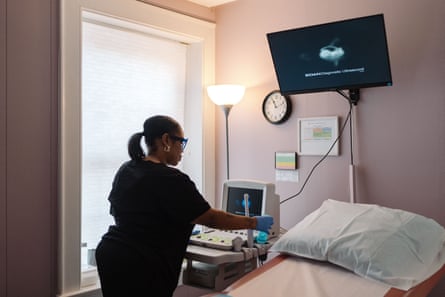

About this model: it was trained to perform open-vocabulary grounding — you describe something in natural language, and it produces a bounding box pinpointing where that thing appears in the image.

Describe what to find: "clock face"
[262,91,292,124]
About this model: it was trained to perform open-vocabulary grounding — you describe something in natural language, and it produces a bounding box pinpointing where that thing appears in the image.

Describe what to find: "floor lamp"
[207,84,245,180]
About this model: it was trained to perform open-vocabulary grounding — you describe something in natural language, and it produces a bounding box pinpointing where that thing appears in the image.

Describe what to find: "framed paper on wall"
[297,116,339,156]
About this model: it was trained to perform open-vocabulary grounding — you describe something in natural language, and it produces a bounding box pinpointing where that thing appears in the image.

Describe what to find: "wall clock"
[262,90,292,124]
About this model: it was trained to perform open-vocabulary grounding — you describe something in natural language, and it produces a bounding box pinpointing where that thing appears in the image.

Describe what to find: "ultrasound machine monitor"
[189,179,280,251]
[221,179,280,238]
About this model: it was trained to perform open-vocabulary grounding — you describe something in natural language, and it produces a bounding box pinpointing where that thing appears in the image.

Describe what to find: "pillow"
[270,199,445,290]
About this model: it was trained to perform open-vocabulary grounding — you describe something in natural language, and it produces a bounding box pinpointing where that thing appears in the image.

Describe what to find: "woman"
[95,115,273,297]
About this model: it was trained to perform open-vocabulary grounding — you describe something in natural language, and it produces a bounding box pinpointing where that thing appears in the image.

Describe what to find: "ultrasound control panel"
[189,229,252,251]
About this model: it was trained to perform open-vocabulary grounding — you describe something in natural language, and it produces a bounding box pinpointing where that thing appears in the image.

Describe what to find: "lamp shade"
[207,84,245,106]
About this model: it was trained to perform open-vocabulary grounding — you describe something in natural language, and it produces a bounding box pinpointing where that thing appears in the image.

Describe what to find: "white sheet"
[228,256,391,297]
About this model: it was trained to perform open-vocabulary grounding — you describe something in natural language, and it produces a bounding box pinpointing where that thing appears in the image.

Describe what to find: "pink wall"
[213,0,445,227]
[213,1,445,294]
[0,0,58,296]
[0,0,6,295]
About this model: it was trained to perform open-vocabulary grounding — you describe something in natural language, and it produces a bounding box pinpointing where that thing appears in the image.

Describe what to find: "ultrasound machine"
[183,179,280,290]
[189,179,280,250]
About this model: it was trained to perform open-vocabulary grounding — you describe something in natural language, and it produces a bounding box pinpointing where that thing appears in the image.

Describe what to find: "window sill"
[57,284,101,297]
[81,265,99,287]
[58,267,101,297]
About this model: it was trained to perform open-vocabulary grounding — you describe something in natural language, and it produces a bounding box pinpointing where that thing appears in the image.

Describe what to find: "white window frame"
[59,0,216,295]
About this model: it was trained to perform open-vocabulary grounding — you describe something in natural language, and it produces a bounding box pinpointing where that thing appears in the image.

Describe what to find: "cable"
[348,100,353,165]
[280,92,353,205]
[336,90,355,166]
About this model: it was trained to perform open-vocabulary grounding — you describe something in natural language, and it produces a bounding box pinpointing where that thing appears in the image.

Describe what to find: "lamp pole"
[222,105,233,180]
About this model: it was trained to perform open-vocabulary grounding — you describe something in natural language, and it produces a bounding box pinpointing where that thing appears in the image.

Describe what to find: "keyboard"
[189,229,251,251]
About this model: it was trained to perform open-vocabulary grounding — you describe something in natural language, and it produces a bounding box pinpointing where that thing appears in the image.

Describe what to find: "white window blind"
[81,20,187,267]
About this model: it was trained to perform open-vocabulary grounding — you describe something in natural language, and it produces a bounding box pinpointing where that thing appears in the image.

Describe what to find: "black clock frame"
[262,90,292,124]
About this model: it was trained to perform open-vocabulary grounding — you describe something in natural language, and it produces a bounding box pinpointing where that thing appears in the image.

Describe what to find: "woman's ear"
[160,133,171,150]
[160,133,169,143]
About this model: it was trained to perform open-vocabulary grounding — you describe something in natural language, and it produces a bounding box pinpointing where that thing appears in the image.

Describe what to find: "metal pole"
[222,105,232,180]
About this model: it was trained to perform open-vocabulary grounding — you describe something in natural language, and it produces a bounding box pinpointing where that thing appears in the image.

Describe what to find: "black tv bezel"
[266,14,393,96]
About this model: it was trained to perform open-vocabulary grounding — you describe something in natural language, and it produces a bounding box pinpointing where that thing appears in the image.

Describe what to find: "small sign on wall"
[275,152,297,170]
[275,169,299,182]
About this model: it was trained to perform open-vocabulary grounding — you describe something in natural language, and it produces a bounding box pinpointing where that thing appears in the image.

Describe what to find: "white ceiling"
[186,0,236,7]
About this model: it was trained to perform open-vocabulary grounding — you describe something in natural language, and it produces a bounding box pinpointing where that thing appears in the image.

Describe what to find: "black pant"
[95,238,175,297]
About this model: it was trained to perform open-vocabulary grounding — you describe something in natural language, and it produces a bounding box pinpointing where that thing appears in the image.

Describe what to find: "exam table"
[203,199,445,297]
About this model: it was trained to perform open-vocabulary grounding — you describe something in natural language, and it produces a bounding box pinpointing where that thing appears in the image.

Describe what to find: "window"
[60,1,216,295]
[81,17,188,272]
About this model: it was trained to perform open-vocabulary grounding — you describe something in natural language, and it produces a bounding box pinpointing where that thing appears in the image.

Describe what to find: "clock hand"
[272,98,278,108]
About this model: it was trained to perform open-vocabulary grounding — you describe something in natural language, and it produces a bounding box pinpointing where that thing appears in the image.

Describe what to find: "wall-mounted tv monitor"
[267,14,392,95]
[221,179,280,238]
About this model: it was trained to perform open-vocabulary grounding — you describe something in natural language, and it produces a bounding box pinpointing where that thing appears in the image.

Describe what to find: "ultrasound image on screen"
[267,14,392,94]
[226,187,263,217]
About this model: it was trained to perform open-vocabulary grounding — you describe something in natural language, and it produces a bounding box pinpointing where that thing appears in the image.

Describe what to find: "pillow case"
[270,199,445,290]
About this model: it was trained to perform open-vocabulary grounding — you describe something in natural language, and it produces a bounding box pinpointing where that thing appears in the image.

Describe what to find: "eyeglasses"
[169,135,188,150]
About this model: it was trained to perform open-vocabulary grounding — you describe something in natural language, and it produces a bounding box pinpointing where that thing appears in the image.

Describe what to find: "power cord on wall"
[280,91,354,205]
[340,90,355,166]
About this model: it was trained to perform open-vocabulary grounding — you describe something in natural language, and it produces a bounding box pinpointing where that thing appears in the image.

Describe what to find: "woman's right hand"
[254,215,274,233]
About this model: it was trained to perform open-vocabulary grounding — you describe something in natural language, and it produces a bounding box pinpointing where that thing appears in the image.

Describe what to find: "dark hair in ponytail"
[128,115,181,160]
[128,132,145,160]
